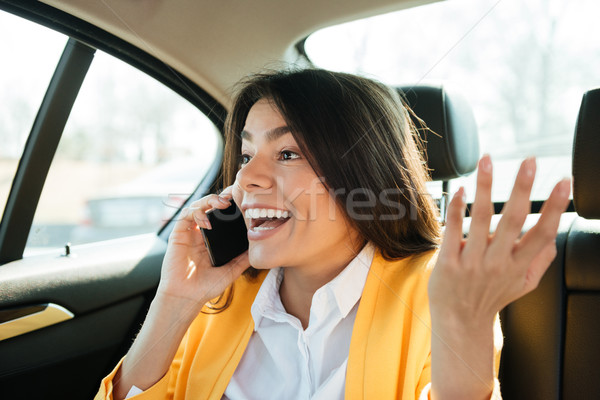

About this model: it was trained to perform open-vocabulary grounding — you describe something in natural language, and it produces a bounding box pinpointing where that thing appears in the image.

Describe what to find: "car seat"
[397,85,480,221]
[500,88,600,400]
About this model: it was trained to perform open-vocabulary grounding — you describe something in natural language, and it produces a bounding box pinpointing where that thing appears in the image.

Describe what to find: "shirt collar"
[251,266,285,330]
[326,242,374,318]
[250,243,375,330]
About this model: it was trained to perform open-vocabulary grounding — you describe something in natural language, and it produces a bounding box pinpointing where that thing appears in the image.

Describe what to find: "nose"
[235,153,274,193]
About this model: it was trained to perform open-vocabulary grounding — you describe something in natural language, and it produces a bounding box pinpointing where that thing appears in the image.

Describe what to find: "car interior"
[0,0,598,399]
[496,88,600,400]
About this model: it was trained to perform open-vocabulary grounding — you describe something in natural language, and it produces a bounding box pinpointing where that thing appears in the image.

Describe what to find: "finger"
[521,240,558,296]
[190,207,211,230]
[219,185,235,198]
[185,194,233,229]
[190,193,231,210]
[439,186,467,260]
[173,195,221,232]
[489,157,536,255]
[512,178,571,263]
[174,205,211,229]
[463,155,494,256]
[171,206,201,232]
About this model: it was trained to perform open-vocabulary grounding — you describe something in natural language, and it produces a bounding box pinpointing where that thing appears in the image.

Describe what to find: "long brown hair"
[223,69,441,275]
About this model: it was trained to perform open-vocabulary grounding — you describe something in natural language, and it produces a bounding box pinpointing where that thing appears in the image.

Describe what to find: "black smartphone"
[200,201,249,266]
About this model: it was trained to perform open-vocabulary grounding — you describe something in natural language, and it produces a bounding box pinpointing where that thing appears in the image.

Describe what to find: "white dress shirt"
[222,244,374,400]
[128,244,415,399]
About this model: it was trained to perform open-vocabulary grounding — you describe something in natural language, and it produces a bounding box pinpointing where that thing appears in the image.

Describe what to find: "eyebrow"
[241,125,291,142]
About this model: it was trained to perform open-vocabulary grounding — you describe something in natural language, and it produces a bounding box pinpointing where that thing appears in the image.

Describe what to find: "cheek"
[295,189,344,226]
[310,185,338,220]
[290,175,329,208]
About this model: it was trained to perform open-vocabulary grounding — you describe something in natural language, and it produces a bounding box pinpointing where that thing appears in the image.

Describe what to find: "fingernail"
[480,154,492,173]
[453,187,466,203]
[219,197,230,205]
[558,178,571,197]
[524,156,536,177]
[195,215,212,230]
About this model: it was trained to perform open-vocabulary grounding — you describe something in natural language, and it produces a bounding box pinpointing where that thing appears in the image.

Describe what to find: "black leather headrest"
[398,85,479,181]
[573,88,600,219]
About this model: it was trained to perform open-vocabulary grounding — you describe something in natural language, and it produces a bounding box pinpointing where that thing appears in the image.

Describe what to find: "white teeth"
[244,208,291,219]
[252,226,275,231]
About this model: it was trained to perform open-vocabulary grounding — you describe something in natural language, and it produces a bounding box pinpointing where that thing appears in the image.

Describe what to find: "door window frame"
[0,1,226,265]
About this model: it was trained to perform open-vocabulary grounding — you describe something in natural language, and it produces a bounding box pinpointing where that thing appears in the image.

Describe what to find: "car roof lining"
[40,0,440,106]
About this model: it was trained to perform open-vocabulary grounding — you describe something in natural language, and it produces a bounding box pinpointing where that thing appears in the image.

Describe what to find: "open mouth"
[245,208,291,231]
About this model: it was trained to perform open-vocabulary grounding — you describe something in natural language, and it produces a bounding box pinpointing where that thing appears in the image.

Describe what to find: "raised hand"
[429,155,571,321]
[428,155,571,400]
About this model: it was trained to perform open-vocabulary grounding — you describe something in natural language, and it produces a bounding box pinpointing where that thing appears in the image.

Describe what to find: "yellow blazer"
[96,249,498,399]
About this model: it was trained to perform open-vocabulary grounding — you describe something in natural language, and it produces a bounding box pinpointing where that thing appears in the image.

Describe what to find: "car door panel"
[0,296,142,374]
[0,235,165,312]
[0,234,167,398]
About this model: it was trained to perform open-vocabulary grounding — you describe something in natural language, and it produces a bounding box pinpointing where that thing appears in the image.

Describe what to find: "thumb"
[225,250,251,279]
[522,240,557,295]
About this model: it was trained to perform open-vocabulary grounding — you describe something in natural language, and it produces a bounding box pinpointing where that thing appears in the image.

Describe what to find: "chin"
[248,243,285,270]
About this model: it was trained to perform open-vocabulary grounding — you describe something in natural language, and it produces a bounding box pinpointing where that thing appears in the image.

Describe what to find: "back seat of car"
[500,88,600,400]
[403,85,600,399]
[557,88,600,399]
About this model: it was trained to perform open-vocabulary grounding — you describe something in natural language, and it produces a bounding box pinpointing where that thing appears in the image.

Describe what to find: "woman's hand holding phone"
[114,188,250,399]
[157,187,250,316]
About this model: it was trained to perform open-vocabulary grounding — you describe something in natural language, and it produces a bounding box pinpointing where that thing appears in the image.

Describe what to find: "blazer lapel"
[345,250,436,400]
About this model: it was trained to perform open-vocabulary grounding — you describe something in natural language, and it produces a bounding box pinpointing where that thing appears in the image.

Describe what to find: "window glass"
[0,10,66,220]
[306,0,600,202]
[25,49,220,254]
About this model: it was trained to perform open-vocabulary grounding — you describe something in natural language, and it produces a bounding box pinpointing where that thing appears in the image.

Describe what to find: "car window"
[24,48,220,254]
[0,10,221,255]
[305,0,600,202]
[0,10,66,221]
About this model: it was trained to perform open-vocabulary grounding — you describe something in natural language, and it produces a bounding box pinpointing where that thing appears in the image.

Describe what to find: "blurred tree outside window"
[0,10,220,254]
[306,0,600,201]
[0,11,66,222]
[25,49,220,253]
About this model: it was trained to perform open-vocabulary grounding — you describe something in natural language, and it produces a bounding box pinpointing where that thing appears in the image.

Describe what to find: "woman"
[96,69,571,399]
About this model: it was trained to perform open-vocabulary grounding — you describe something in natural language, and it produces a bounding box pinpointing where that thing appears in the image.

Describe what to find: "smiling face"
[232,98,362,272]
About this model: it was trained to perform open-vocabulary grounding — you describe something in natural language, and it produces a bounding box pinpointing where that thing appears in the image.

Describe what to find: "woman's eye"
[239,154,251,165]
[280,150,300,161]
